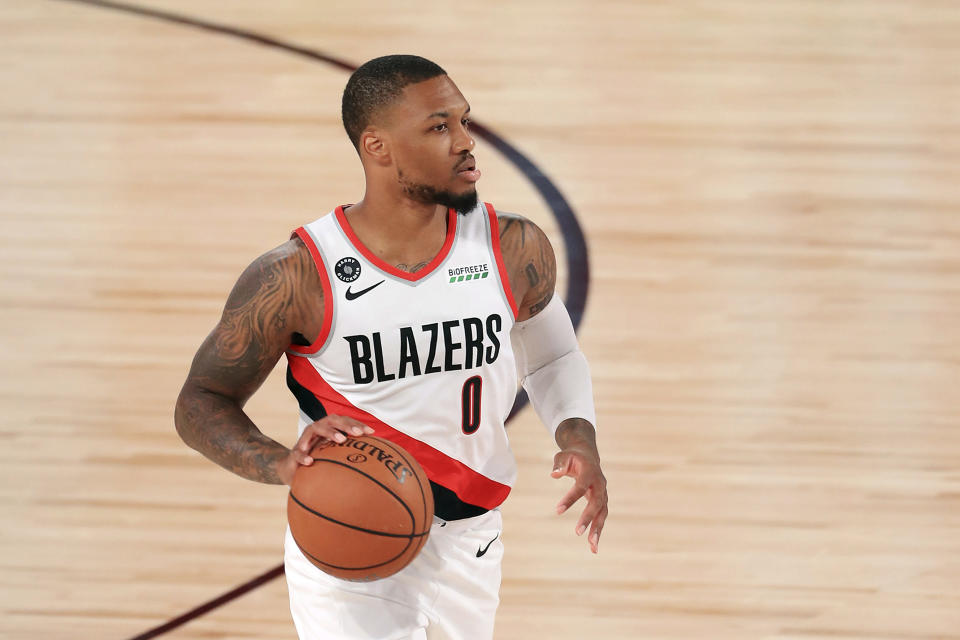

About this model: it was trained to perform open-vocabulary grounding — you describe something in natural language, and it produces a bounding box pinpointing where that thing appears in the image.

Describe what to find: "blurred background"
[1,1,958,638]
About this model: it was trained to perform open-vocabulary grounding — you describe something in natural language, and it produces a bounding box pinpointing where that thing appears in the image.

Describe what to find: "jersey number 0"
[461,375,482,434]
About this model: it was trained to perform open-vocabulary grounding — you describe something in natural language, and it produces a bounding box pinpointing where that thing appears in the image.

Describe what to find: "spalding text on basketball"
[342,438,412,485]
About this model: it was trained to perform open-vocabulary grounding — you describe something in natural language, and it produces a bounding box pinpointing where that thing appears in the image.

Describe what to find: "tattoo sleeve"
[497,213,557,322]
[174,239,318,484]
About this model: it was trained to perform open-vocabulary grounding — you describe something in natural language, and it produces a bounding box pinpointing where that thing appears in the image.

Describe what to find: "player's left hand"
[551,447,608,554]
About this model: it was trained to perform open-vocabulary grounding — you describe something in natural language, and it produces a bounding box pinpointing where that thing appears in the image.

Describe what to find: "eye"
[433,123,448,132]
[462,118,472,129]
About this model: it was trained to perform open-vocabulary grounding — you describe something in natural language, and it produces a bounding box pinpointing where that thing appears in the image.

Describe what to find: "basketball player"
[175,55,607,640]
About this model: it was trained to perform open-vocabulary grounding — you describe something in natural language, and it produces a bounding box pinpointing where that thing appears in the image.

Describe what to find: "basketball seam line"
[300,456,417,533]
[289,528,414,572]
[369,437,432,557]
[366,437,430,522]
[289,491,429,538]
[289,454,429,538]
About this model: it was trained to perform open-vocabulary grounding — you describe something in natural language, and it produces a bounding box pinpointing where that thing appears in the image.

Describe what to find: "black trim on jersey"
[286,365,328,421]
[430,481,488,520]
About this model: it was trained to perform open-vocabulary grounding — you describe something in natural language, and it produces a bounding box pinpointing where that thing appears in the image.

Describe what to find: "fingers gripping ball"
[287,435,434,581]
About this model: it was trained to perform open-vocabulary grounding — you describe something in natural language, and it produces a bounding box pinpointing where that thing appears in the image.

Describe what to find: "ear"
[360,128,391,166]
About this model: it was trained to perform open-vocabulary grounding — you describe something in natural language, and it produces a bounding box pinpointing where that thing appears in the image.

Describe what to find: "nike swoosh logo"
[344,280,385,301]
[476,533,499,558]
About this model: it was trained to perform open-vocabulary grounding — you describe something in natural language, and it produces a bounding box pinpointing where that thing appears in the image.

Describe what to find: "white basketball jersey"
[285,201,520,520]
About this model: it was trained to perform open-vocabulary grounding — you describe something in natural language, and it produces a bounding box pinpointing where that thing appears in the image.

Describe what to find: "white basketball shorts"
[284,509,503,640]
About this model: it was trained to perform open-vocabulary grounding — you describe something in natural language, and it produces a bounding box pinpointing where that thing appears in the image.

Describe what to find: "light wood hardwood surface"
[2,1,959,638]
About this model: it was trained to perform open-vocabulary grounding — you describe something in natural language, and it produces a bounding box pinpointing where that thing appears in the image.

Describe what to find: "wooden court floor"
[2,1,959,638]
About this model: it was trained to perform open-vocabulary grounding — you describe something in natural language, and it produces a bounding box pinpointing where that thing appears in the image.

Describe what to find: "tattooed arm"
[499,212,608,553]
[497,213,557,321]
[174,238,371,485]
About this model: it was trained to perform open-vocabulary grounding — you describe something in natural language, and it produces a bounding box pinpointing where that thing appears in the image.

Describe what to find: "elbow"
[173,385,199,447]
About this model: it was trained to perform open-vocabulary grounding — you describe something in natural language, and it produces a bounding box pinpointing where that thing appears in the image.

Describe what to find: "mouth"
[455,156,481,183]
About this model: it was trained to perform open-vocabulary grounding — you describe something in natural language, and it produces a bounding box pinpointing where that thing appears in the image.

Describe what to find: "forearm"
[174,385,288,484]
[512,295,597,436]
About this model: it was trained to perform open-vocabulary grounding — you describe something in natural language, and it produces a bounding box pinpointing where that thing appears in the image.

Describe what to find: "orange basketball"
[287,435,434,581]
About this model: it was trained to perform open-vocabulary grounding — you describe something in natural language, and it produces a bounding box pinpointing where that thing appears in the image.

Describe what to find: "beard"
[398,170,478,215]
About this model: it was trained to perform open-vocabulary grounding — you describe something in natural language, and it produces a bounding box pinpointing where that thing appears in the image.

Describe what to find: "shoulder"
[226,236,319,315]
[495,211,553,258]
[241,237,312,281]
[220,235,324,344]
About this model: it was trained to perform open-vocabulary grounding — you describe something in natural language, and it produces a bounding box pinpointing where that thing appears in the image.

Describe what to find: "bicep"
[520,228,557,321]
[186,241,312,403]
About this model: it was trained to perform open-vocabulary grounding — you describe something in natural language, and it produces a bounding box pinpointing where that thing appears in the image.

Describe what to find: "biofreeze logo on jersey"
[344,314,502,384]
[448,263,489,283]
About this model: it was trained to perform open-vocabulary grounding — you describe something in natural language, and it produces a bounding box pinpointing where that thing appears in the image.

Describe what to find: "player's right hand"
[278,415,374,485]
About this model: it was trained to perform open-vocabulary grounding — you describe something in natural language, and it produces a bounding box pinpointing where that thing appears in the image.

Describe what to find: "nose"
[453,122,475,154]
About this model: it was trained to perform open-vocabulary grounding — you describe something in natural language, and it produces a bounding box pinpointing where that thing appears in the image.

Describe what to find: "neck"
[343,190,450,268]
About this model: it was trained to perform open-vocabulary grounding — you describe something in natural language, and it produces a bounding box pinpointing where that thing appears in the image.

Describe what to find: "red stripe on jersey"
[335,205,458,282]
[287,227,334,355]
[287,355,512,510]
[486,203,519,320]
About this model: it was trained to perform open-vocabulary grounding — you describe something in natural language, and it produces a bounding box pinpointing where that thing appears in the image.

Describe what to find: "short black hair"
[341,55,447,150]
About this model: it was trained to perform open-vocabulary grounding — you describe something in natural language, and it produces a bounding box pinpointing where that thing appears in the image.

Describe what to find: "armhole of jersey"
[485,202,520,321]
[287,226,334,356]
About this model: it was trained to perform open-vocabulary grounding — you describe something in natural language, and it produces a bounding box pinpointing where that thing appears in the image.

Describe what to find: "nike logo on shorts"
[476,533,499,558]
